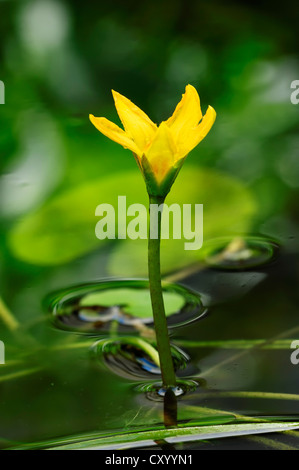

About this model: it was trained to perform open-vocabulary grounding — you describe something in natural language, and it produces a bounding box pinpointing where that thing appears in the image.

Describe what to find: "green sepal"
[141,155,186,197]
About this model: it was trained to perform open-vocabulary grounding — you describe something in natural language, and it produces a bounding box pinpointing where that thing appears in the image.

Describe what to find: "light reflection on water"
[1,0,299,450]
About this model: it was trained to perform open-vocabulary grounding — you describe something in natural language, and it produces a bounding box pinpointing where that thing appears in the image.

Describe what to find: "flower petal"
[112,90,157,152]
[144,122,178,183]
[89,114,141,156]
[165,84,202,137]
[177,105,216,158]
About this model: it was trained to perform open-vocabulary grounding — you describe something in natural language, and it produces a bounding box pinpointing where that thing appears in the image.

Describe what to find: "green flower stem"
[148,194,176,388]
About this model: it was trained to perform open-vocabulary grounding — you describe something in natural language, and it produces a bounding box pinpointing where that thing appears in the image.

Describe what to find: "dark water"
[1,0,299,451]
[1,237,299,450]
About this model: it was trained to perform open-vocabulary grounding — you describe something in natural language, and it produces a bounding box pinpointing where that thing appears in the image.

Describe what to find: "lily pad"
[8,166,256,274]
[80,288,185,319]
[108,166,257,275]
[8,170,147,265]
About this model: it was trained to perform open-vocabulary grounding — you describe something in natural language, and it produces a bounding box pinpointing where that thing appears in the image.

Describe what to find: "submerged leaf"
[29,422,299,450]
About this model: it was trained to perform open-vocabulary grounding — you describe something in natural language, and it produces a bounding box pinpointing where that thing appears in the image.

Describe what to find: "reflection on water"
[1,248,299,449]
[47,279,207,333]
[1,0,299,450]
[92,337,191,380]
[202,236,279,270]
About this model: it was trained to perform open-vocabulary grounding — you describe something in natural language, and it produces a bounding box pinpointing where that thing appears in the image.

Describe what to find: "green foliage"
[80,288,185,319]
[11,421,299,450]
[8,167,256,273]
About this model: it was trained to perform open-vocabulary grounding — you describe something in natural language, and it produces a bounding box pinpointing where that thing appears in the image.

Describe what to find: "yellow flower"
[90,84,216,196]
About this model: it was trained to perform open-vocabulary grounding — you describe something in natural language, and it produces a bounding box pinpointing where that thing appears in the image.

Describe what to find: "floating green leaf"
[80,288,185,319]
[109,166,257,275]
[8,170,147,265]
[8,167,256,272]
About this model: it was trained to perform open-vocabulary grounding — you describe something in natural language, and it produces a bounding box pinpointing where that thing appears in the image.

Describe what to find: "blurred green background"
[1,0,299,325]
[1,0,299,449]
